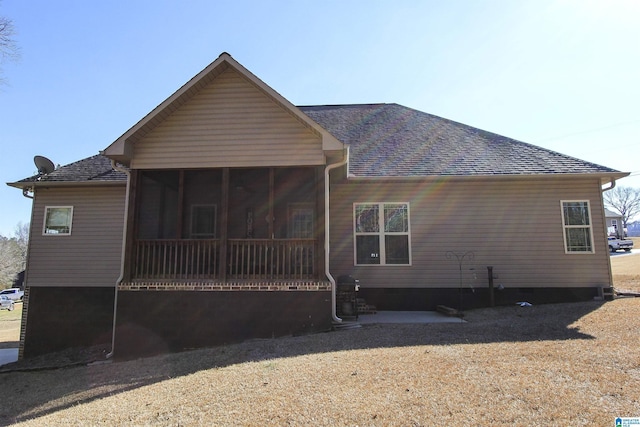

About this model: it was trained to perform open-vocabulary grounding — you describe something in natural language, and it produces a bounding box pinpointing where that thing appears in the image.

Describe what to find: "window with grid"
[354,203,411,265]
[561,201,594,253]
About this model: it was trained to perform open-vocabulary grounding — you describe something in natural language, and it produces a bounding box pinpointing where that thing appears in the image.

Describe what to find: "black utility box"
[336,275,359,319]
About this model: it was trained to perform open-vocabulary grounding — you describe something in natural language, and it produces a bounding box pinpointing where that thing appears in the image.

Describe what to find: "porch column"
[315,166,324,280]
[123,170,139,281]
[219,168,229,281]
[176,170,185,239]
[269,168,275,239]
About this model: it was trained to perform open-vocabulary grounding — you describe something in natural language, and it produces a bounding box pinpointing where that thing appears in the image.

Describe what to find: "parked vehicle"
[0,288,23,301]
[0,296,15,311]
[608,237,633,253]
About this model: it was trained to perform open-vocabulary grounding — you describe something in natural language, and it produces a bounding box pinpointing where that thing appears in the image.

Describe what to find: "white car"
[0,288,23,301]
[0,295,15,311]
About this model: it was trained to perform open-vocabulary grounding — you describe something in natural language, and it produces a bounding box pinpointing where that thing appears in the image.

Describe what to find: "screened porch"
[124,167,325,283]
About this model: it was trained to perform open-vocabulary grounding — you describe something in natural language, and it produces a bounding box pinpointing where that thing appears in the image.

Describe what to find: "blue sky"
[1,0,639,236]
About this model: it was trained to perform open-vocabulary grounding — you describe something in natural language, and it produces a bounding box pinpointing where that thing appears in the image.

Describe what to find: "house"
[604,208,625,237]
[8,53,628,360]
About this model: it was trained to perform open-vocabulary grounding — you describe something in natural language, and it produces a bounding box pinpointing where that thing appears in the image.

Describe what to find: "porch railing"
[133,239,220,280]
[131,238,316,281]
[228,239,316,280]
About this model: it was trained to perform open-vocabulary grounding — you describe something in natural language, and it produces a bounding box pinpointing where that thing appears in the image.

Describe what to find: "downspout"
[22,187,34,199]
[106,159,131,359]
[601,177,616,193]
[601,176,618,292]
[325,147,349,323]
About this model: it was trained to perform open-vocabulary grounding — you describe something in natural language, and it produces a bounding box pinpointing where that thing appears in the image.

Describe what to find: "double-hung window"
[561,200,594,253]
[190,204,217,238]
[354,203,411,265]
[43,206,73,235]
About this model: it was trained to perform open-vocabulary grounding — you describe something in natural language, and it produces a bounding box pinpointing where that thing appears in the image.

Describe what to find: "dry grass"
[0,300,639,426]
[0,255,638,426]
[0,303,21,349]
[611,238,640,292]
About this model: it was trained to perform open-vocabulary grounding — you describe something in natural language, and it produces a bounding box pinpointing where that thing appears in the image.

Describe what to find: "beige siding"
[26,185,126,288]
[330,177,612,289]
[131,68,324,169]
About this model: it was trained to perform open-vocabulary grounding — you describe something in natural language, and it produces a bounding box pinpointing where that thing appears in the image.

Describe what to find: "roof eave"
[7,180,126,190]
[345,172,630,183]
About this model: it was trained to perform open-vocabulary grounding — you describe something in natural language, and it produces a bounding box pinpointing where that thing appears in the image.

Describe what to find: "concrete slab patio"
[0,348,19,367]
[356,311,466,324]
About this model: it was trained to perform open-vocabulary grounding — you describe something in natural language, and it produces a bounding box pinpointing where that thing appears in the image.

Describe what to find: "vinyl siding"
[329,176,612,289]
[26,185,126,288]
[131,68,324,169]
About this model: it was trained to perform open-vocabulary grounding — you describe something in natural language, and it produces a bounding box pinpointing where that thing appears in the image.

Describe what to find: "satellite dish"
[34,155,55,175]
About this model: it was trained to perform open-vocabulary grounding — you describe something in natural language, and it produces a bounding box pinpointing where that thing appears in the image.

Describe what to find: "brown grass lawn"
[0,303,21,348]
[0,254,638,426]
[612,237,640,292]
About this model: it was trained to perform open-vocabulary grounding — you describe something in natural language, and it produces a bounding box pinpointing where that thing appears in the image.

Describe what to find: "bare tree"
[0,222,28,288]
[0,8,19,83]
[0,236,22,287]
[14,222,29,269]
[603,186,640,230]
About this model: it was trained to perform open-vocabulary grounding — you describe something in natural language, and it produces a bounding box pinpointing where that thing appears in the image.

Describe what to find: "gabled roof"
[604,208,622,218]
[300,104,624,179]
[8,103,627,188]
[102,52,344,164]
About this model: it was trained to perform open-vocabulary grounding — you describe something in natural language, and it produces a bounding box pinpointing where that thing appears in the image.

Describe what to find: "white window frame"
[288,203,314,239]
[42,206,74,236]
[560,200,595,254]
[353,202,412,266]
[190,204,217,238]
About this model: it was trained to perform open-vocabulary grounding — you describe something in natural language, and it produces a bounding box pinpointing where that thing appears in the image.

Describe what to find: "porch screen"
[354,203,411,265]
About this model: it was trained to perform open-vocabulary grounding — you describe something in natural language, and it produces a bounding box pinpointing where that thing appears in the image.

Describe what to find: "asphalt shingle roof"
[300,104,620,177]
[12,154,126,186]
[10,103,620,185]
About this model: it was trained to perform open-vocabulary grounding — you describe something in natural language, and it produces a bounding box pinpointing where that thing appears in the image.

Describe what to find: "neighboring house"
[8,53,628,360]
[604,208,625,237]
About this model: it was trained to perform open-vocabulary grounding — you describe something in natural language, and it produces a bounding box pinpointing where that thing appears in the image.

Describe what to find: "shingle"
[300,104,619,177]
[12,103,620,184]
[14,154,127,185]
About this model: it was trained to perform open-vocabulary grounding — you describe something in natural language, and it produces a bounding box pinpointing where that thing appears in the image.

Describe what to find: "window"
[561,201,594,253]
[354,203,411,265]
[190,205,217,238]
[288,204,314,238]
[43,206,73,235]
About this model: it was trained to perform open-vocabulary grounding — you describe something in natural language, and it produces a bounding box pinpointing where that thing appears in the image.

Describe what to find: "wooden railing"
[133,239,220,280]
[228,239,316,280]
[131,238,316,281]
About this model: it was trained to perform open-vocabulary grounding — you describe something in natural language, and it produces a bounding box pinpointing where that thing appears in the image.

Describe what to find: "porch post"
[315,166,324,280]
[219,168,229,281]
[123,169,139,281]
[269,168,275,239]
[176,170,184,239]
